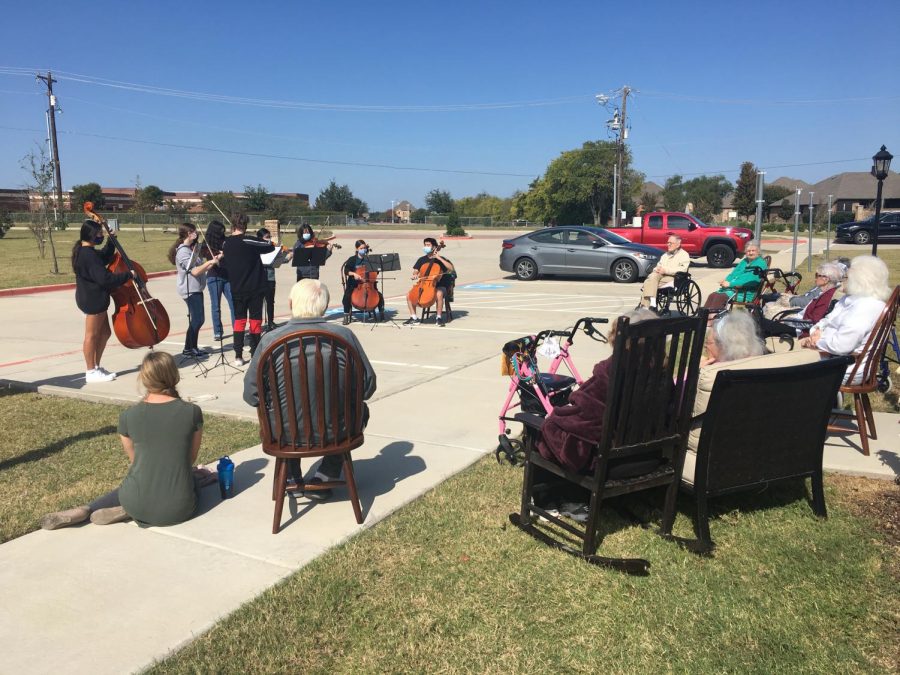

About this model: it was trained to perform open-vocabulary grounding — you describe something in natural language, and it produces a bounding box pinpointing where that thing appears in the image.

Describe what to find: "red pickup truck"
[607,212,753,268]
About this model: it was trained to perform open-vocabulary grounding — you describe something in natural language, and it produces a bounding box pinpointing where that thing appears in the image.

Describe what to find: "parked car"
[606,211,753,268]
[834,212,900,245]
[499,226,661,283]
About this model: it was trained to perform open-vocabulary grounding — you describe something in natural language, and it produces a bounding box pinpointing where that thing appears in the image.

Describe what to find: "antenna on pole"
[36,71,64,223]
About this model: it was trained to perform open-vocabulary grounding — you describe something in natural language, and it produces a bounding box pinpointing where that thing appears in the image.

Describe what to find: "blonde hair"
[289,279,330,318]
[139,351,181,398]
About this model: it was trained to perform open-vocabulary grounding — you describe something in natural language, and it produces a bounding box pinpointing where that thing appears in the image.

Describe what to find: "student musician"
[292,224,335,281]
[405,237,454,326]
[257,227,292,332]
[341,239,384,325]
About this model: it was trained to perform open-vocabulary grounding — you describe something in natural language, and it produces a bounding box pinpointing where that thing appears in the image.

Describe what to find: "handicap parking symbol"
[461,283,508,290]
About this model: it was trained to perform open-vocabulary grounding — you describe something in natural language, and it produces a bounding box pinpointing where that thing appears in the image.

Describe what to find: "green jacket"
[721,256,767,302]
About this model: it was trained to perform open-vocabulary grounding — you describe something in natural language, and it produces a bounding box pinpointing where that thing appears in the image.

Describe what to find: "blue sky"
[1,0,898,210]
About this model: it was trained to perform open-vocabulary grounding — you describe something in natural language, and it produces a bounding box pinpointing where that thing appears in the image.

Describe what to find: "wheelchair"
[656,271,702,316]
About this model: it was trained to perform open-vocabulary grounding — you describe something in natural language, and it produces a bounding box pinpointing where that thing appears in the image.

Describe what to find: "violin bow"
[208,199,234,229]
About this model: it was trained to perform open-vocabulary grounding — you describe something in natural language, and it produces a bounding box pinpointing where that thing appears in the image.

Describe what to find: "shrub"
[831,212,856,225]
[445,212,467,237]
[0,211,11,238]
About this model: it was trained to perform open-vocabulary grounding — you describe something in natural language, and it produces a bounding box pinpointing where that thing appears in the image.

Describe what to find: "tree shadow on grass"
[0,425,117,472]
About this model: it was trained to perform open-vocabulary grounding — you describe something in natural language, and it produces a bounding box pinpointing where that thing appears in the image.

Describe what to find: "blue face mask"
[423,246,433,254]
[302,233,312,241]
[358,248,367,256]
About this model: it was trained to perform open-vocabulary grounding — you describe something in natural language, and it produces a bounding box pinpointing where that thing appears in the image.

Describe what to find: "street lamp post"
[871,145,893,257]
[390,199,395,224]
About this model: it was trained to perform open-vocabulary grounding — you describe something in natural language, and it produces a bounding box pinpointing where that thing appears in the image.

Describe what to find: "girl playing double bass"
[405,237,454,326]
[341,240,384,325]
[72,220,136,383]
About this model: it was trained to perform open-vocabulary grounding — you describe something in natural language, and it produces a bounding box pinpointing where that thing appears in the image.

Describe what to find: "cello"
[350,248,382,314]
[407,241,448,312]
[83,202,171,349]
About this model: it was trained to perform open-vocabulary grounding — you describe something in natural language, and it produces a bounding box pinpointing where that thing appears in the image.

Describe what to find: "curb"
[0,270,177,298]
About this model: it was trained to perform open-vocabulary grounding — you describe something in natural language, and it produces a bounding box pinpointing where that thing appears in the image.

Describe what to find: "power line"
[640,89,900,106]
[0,125,537,177]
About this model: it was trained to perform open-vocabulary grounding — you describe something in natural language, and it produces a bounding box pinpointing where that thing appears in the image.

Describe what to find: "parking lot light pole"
[807,192,814,272]
[826,194,833,260]
[791,188,801,273]
[871,145,893,257]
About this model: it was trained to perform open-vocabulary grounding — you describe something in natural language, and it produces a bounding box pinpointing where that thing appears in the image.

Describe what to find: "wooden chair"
[254,330,367,533]
[684,356,852,549]
[510,312,707,574]
[826,286,900,456]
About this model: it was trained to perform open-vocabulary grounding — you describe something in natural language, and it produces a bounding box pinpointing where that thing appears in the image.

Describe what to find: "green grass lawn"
[0,228,178,290]
[0,389,260,542]
[147,457,898,673]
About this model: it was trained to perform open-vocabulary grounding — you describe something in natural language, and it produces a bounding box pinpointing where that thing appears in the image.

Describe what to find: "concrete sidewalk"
[0,230,897,674]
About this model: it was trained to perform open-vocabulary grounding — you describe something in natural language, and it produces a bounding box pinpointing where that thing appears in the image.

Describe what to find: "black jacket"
[74,240,131,314]
[221,234,275,297]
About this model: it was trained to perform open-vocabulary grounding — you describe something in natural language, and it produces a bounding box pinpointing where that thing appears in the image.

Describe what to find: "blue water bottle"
[217,456,235,499]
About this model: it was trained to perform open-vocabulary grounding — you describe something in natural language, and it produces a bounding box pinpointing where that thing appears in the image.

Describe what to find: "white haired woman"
[759,262,843,337]
[701,310,766,367]
[762,261,843,319]
[715,240,767,302]
[800,255,891,384]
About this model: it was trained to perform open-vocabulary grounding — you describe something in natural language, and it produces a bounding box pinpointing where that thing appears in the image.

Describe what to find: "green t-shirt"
[117,399,203,526]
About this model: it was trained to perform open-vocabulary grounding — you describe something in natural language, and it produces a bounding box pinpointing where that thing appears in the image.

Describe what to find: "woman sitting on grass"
[41,351,216,530]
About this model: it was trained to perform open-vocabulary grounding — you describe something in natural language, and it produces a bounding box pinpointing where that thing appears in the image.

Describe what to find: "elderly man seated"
[243,279,377,501]
[639,235,690,311]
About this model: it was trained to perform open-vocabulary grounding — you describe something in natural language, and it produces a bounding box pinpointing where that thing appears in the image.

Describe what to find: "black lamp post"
[871,145,893,256]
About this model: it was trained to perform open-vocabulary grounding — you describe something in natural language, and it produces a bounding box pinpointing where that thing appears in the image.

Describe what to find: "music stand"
[292,246,329,269]
[370,253,402,330]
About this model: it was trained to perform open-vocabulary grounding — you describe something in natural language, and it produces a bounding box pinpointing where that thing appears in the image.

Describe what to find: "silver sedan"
[499,226,661,283]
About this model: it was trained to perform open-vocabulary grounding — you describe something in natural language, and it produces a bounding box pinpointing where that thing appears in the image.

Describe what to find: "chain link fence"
[6,211,354,230]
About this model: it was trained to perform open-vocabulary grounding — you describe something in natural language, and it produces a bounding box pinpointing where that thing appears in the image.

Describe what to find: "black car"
[834,212,900,245]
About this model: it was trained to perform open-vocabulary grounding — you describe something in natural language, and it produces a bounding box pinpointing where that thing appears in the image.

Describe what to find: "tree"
[163,199,192,216]
[425,189,454,214]
[243,184,271,212]
[661,175,686,212]
[445,212,467,237]
[639,191,659,213]
[682,175,732,222]
[203,191,245,222]
[732,162,758,218]
[19,147,60,272]
[410,208,429,223]
[132,175,164,242]
[314,180,367,217]
[778,198,795,222]
[763,185,792,220]
[520,140,642,226]
[70,182,105,212]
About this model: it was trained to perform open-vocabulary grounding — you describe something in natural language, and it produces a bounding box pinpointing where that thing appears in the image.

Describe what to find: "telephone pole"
[616,86,630,226]
[36,71,64,221]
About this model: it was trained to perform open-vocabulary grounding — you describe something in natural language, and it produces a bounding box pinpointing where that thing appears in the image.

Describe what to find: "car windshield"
[581,227,631,245]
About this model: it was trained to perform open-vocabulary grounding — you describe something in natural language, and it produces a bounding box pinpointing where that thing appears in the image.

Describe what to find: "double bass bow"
[83,202,170,349]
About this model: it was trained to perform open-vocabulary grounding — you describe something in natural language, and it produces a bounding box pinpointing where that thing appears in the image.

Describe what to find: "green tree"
[134,184,164,211]
[20,148,60,271]
[424,189,454,214]
[521,140,642,226]
[661,175,686,212]
[445,212,467,237]
[203,191,245,222]
[682,175,732,222]
[264,197,304,225]
[639,191,659,213]
[732,162,758,218]
[410,208,429,223]
[763,185,792,220]
[778,198,795,222]
[243,184,271,212]
[70,182,105,212]
[314,180,368,216]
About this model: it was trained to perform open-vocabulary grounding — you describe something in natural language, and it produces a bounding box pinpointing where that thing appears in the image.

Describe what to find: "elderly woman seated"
[762,261,842,319]
[800,255,891,384]
[716,240,767,302]
[758,262,842,337]
[701,310,765,367]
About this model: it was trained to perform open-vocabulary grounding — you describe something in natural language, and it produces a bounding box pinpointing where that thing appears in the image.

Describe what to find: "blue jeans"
[207,276,234,338]
[184,292,205,351]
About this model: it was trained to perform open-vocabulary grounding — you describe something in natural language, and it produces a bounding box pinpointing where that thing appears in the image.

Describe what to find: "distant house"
[388,200,414,223]
[638,181,663,211]
[768,171,900,220]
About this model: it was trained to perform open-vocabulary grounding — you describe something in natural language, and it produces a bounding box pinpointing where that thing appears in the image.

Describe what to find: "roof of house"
[768,171,900,206]
[641,181,663,196]
[770,176,814,192]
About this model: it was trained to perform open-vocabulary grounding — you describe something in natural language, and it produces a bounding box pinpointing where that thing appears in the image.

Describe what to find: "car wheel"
[852,230,871,245]
[514,257,539,281]
[706,243,735,268]
[612,258,638,283]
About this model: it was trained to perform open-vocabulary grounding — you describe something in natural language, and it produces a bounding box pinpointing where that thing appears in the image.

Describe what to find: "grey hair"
[744,239,761,251]
[608,307,658,342]
[711,310,765,362]
[816,262,843,286]
[844,255,890,301]
[289,279,330,318]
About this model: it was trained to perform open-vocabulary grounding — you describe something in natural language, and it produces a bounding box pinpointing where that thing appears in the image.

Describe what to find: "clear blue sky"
[1,0,898,210]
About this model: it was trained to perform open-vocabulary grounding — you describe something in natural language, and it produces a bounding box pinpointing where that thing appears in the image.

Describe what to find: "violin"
[83,202,170,349]
[303,237,342,250]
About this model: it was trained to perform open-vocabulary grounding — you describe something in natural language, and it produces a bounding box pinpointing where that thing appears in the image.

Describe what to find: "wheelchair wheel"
[675,280,702,316]
[496,436,526,466]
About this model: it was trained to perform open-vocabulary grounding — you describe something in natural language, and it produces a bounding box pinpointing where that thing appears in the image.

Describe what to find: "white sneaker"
[85,368,116,383]
[96,366,117,379]
[233,357,247,367]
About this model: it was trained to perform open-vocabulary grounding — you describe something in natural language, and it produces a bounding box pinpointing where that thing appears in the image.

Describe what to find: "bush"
[445,212,467,237]
[831,212,856,225]
[0,211,12,238]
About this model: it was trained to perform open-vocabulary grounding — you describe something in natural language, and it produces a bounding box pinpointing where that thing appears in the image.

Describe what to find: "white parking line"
[370,360,448,370]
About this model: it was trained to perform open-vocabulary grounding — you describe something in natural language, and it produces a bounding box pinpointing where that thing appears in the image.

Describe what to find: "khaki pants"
[640,271,674,306]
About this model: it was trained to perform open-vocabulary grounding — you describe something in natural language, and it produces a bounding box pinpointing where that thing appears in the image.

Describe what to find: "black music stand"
[292,246,329,269]
[370,253,402,330]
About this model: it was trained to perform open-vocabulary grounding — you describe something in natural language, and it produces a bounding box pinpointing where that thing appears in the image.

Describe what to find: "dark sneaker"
[436,317,445,327]
[342,314,352,326]
[191,348,209,359]
[403,317,420,326]
[303,476,333,502]
[378,309,385,322]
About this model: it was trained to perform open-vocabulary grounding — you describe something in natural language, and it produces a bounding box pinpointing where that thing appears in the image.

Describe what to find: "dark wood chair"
[685,356,852,549]
[826,286,900,456]
[510,312,707,574]
[254,330,367,533]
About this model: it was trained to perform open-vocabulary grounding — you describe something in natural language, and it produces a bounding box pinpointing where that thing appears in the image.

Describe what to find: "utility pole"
[36,71,64,222]
[615,86,631,226]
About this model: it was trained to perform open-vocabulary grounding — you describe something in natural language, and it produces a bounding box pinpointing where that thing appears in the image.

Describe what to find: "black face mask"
[92,234,105,245]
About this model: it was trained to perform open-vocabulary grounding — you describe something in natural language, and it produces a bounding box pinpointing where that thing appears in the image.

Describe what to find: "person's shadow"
[287,441,426,522]
[192,457,268,517]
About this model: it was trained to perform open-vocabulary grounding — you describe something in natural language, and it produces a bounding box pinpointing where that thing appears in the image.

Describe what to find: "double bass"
[83,202,170,348]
